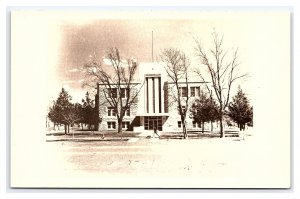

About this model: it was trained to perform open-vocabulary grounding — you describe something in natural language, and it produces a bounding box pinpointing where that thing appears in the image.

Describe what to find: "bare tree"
[195,31,247,138]
[160,48,190,139]
[83,47,142,135]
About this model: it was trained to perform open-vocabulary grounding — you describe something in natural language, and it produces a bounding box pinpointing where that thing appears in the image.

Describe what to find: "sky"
[12,10,290,106]
[54,12,256,103]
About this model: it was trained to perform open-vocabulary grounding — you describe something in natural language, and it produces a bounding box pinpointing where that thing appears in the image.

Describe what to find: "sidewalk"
[45,128,248,142]
[46,130,139,142]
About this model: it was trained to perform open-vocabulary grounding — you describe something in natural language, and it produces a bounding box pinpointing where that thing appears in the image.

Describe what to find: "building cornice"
[166,81,209,84]
[97,82,142,86]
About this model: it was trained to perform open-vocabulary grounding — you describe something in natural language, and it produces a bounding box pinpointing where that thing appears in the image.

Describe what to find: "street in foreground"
[38,128,287,188]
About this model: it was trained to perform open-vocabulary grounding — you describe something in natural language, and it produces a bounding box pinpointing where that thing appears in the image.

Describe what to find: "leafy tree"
[190,91,219,133]
[48,88,80,134]
[48,102,61,130]
[81,91,101,131]
[228,87,253,131]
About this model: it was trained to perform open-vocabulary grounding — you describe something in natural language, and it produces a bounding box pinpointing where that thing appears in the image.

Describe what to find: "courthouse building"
[96,62,206,132]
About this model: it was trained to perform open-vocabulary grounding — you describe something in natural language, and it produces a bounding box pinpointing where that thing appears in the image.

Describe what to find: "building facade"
[96,62,207,133]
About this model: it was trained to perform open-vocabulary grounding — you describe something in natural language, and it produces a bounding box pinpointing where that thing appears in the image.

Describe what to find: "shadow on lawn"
[46,138,129,142]
[46,131,141,137]
[157,130,240,140]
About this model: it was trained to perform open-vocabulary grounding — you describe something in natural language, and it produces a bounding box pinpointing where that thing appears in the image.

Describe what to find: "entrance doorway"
[144,116,162,131]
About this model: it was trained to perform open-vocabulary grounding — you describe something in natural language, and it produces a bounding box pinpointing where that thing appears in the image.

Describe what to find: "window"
[191,87,195,97]
[193,121,201,128]
[195,87,200,97]
[122,121,130,129]
[182,106,186,114]
[121,107,130,116]
[121,88,129,98]
[108,107,116,116]
[108,88,117,98]
[190,86,200,97]
[125,108,130,116]
[178,121,182,128]
[107,121,116,129]
[179,87,187,97]
[144,116,163,131]
[178,106,186,115]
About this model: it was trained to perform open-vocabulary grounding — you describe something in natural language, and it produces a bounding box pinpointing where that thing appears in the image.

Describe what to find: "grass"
[46,130,141,138]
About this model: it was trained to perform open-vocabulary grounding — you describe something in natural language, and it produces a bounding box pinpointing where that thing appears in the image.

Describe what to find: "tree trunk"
[117,121,122,133]
[183,124,188,139]
[72,125,75,139]
[64,124,67,135]
[211,121,213,132]
[202,121,204,133]
[67,125,70,134]
[219,116,224,138]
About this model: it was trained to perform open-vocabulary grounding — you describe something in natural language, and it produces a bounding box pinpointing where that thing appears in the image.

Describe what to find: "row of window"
[107,87,201,99]
[177,121,201,128]
[107,121,130,130]
[108,88,129,98]
[107,107,130,116]
[107,121,200,130]
[108,86,200,98]
[179,86,201,97]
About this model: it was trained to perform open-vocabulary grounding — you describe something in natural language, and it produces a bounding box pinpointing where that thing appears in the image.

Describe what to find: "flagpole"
[152,30,153,62]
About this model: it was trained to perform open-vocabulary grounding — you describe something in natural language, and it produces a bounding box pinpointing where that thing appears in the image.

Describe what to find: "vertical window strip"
[158,77,161,113]
[152,77,155,113]
[146,77,149,113]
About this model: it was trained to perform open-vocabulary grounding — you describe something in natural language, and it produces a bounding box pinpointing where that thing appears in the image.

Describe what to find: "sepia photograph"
[10,9,290,188]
